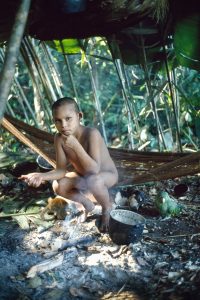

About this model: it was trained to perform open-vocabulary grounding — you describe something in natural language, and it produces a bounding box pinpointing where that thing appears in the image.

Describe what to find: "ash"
[0,171,200,300]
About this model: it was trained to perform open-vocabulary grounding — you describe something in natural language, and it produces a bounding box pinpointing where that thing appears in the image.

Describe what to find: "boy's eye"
[66,117,71,121]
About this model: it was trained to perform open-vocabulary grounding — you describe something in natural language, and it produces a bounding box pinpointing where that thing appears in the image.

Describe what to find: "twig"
[116,282,127,295]
[144,232,200,241]
[165,233,200,238]
[0,211,40,218]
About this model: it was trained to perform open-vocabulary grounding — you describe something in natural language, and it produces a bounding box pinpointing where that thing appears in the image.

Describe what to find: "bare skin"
[20,102,118,232]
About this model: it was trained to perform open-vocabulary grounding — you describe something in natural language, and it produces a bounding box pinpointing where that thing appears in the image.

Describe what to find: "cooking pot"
[109,209,145,245]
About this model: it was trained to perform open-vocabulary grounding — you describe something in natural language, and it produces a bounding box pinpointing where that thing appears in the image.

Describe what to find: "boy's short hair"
[52,97,80,113]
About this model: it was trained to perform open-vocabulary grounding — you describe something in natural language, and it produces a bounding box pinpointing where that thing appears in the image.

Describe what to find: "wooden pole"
[0,0,31,121]
[1,117,56,168]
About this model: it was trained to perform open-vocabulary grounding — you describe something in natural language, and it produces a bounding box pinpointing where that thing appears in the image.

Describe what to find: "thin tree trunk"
[0,0,31,121]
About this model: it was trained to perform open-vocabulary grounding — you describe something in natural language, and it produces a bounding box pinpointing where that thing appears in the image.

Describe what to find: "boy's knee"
[52,178,66,195]
[86,174,104,191]
[74,177,87,191]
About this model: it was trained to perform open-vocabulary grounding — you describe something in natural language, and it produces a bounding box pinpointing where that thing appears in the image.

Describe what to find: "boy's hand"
[19,173,45,188]
[62,134,79,150]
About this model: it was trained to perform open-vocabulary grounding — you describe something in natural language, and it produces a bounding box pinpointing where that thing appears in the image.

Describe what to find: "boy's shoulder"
[83,126,101,138]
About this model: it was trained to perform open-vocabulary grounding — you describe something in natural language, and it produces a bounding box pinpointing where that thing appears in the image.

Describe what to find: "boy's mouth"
[62,130,71,135]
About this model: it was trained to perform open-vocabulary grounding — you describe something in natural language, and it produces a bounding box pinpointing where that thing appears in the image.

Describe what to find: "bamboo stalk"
[20,44,52,130]
[41,42,64,99]
[59,40,82,109]
[115,59,135,149]
[122,64,140,133]
[24,37,57,103]
[6,101,15,117]
[160,86,174,144]
[20,44,45,127]
[0,0,31,121]
[107,40,137,149]
[86,55,108,144]
[182,129,199,151]
[162,43,182,152]
[140,34,165,151]
[14,77,38,124]
[172,68,180,125]
[13,84,30,123]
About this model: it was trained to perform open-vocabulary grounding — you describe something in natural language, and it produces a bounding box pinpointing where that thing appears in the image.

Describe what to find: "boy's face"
[53,103,81,136]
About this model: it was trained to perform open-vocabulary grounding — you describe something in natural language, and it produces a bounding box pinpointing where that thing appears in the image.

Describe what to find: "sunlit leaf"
[46,39,82,54]
[174,14,200,71]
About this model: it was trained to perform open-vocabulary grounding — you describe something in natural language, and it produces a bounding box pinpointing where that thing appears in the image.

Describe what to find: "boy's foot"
[79,202,96,223]
[99,208,112,233]
[79,191,95,213]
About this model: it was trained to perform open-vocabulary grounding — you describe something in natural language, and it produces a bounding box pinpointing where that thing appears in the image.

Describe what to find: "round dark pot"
[36,155,53,172]
[109,210,145,245]
[174,184,188,197]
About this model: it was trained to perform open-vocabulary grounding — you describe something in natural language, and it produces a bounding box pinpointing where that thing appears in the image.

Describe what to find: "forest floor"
[0,152,200,300]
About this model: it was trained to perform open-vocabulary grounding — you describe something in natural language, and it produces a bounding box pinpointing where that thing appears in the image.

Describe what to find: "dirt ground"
[0,156,200,300]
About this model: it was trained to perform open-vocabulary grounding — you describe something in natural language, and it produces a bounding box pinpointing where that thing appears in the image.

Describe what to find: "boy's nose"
[61,120,67,127]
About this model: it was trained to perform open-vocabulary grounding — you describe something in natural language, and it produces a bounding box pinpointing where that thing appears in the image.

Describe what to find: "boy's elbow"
[55,168,67,176]
[87,163,100,175]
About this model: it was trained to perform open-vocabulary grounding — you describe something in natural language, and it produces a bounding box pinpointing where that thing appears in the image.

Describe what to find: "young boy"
[20,97,118,232]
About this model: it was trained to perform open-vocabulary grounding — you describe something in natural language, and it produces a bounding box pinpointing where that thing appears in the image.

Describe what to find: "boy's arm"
[20,134,69,187]
[63,129,101,174]
[41,133,69,180]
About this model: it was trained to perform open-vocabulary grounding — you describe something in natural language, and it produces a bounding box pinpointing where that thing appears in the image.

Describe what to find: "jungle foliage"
[0,35,200,154]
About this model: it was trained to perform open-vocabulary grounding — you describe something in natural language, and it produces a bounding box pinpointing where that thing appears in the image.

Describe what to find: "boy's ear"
[78,112,83,119]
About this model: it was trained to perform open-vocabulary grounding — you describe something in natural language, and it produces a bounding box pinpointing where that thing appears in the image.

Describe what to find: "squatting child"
[20,97,118,232]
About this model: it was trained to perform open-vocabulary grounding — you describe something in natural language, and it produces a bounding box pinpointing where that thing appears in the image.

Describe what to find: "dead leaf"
[12,215,30,230]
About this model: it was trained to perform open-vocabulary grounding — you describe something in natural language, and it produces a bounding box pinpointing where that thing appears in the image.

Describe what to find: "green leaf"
[174,14,200,71]
[46,39,82,54]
